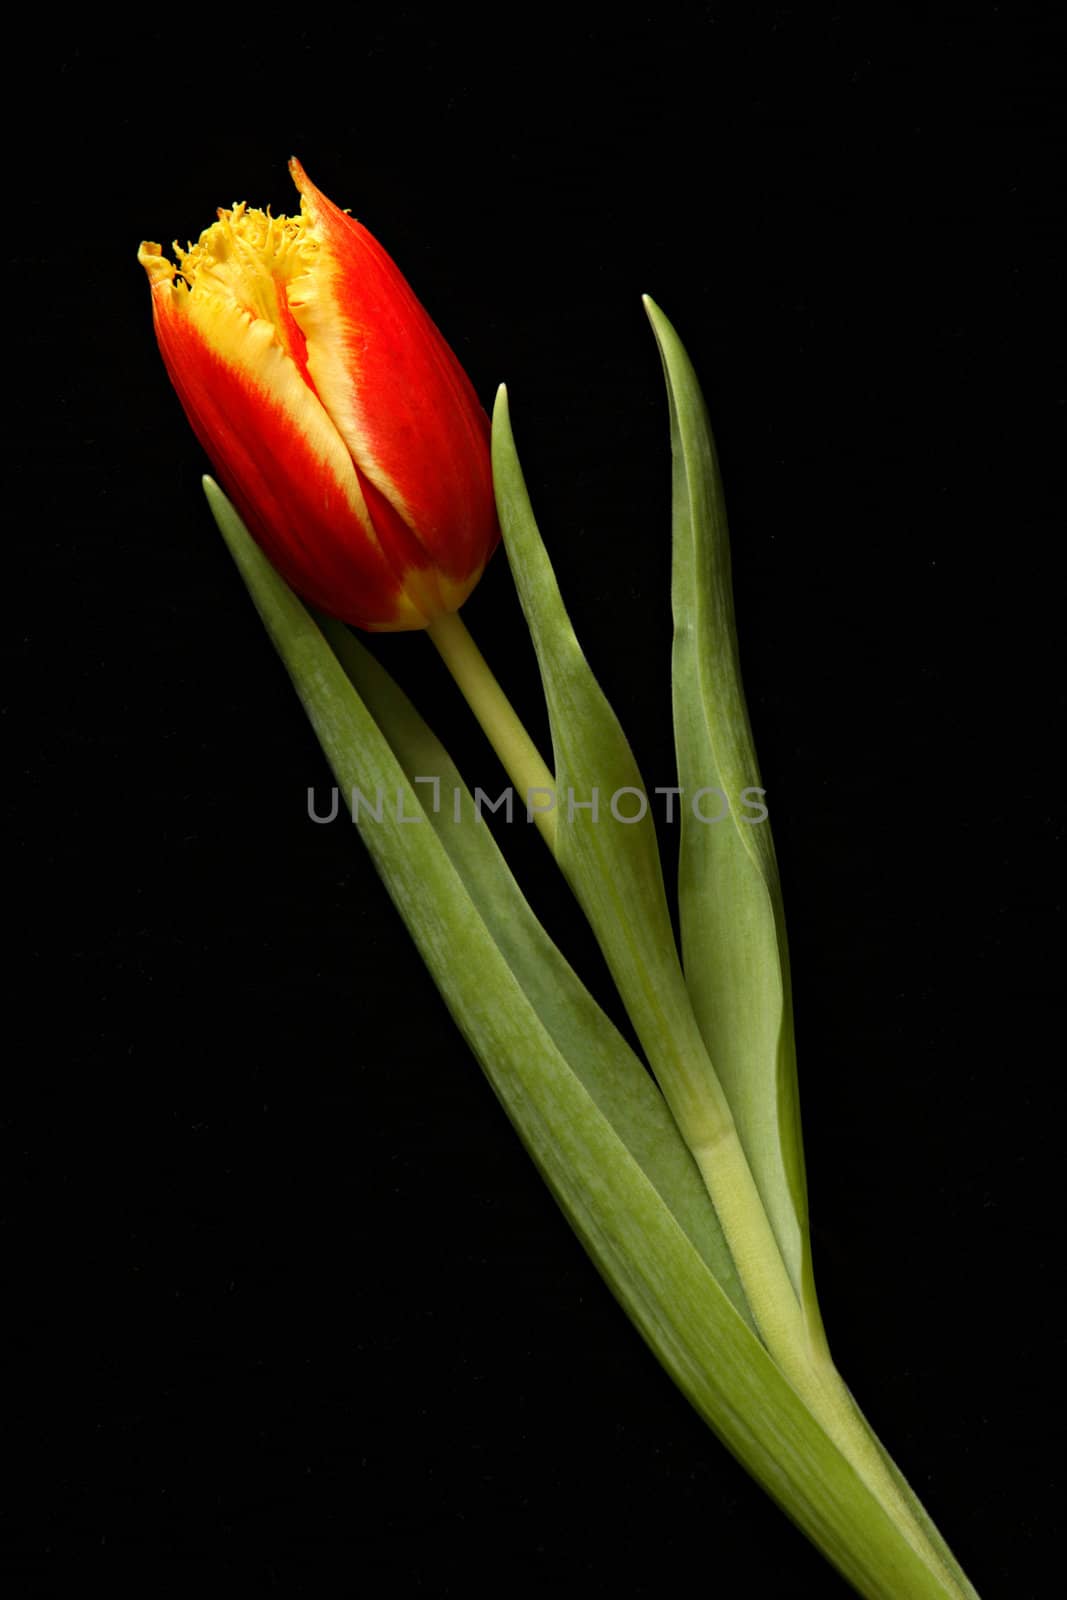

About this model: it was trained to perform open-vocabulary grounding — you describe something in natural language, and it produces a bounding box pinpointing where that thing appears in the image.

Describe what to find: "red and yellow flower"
[139,160,497,630]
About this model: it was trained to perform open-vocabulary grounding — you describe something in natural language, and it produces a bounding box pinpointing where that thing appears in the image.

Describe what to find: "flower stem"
[428,609,557,851]
[696,1129,972,1597]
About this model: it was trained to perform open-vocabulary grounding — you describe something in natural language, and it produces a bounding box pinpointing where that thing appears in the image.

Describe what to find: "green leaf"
[318,616,754,1328]
[643,296,816,1323]
[203,478,978,1600]
[490,389,732,1158]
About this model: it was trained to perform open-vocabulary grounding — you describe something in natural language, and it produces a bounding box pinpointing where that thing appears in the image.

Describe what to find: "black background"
[7,8,1062,1595]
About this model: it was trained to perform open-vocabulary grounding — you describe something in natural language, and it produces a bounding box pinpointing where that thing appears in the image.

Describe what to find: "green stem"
[695,1130,971,1598]
[428,610,558,851]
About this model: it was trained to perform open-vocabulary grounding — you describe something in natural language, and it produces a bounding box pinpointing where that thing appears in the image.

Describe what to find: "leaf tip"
[491,383,513,438]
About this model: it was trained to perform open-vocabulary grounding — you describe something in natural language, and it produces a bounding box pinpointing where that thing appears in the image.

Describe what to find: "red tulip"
[139,160,498,630]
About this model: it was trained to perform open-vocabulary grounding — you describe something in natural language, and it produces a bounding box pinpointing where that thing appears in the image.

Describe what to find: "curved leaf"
[204,477,977,1600]
[644,296,815,1325]
[320,616,753,1325]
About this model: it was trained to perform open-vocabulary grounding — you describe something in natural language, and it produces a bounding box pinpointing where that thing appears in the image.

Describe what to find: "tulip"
[139,160,498,630]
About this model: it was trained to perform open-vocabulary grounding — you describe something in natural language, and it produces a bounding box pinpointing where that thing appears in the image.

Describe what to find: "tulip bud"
[139,160,498,630]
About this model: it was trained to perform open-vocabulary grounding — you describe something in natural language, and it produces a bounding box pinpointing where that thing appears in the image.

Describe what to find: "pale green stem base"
[428,610,558,851]
[697,1133,969,1598]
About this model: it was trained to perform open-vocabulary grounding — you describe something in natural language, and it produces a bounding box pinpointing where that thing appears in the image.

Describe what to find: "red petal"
[287,161,499,588]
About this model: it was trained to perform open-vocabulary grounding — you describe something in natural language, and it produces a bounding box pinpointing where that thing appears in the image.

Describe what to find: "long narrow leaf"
[204,477,972,1600]
[490,391,732,1157]
[639,307,979,1599]
[644,296,815,1324]
[320,617,754,1326]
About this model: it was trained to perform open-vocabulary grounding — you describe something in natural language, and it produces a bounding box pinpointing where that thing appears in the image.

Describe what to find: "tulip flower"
[138,160,498,630]
[143,161,981,1590]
